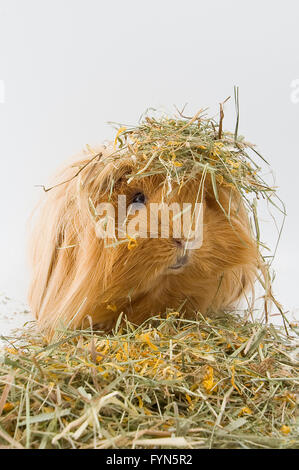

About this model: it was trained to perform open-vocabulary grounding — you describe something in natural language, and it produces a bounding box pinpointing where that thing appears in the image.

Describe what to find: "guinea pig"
[28,145,258,336]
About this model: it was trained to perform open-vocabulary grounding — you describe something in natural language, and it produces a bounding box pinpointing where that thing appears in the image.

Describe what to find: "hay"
[0,314,298,449]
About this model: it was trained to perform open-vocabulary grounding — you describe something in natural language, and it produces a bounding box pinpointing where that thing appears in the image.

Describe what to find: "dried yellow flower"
[3,402,14,412]
[238,406,253,416]
[202,366,217,393]
[280,425,291,435]
[114,126,127,147]
[137,332,159,351]
[127,235,138,250]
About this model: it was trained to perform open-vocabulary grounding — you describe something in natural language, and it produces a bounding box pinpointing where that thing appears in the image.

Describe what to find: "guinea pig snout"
[169,253,188,270]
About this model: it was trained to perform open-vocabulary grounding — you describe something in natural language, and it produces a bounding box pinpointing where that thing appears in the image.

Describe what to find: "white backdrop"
[0,0,298,322]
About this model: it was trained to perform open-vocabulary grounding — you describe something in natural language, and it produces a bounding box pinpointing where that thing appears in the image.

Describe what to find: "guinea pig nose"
[173,238,185,248]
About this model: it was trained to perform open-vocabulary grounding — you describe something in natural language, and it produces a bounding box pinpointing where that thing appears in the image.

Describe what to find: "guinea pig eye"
[131,192,146,205]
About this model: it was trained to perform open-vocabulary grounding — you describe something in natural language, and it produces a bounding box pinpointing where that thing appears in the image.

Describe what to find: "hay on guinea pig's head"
[27,112,269,337]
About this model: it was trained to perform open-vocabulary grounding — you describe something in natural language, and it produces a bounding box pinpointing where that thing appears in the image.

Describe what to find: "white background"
[0,0,298,325]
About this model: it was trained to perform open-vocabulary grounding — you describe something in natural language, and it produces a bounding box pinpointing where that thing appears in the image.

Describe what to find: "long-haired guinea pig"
[28,145,258,336]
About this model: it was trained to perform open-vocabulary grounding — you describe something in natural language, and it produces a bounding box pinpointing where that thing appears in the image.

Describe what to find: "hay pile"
[0,314,298,449]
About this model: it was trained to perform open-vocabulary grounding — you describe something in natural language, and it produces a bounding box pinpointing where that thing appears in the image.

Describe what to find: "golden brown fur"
[28,146,258,336]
